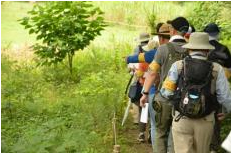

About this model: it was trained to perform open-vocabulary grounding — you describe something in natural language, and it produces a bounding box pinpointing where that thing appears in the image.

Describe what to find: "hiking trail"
[116,106,153,153]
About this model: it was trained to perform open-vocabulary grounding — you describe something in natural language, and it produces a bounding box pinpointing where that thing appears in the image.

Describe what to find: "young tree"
[145,4,157,35]
[20,1,107,74]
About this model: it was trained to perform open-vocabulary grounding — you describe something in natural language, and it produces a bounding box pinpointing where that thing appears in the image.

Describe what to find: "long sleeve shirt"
[126,49,157,64]
[127,49,157,94]
[160,52,231,113]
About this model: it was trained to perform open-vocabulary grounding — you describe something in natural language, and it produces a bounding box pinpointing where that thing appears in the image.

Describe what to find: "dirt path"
[116,108,153,153]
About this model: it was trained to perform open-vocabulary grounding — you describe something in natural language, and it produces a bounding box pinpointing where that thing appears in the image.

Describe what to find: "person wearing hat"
[125,23,170,147]
[159,32,231,153]
[204,23,231,80]
[142,23,171,150]
[125,23,167,64]
[125,32,151,143]
[140,16,189,153]
[134,32,151,54]
[125,32,150,132]
[204,23,231,152]
[148,23,172,151]
[134,39,157,143]
[126,39,159,64]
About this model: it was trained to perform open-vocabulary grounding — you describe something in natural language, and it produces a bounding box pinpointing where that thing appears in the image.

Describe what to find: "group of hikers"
[125,16,231,153]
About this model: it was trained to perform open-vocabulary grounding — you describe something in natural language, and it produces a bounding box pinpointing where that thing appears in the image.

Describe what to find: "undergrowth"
[1,39,131,152]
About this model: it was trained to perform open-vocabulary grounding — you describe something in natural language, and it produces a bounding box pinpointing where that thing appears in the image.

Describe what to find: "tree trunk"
[68,52,73,75]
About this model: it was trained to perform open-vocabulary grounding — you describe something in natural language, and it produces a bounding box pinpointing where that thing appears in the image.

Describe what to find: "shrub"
[19,1,107,74]
[187,1,231,49]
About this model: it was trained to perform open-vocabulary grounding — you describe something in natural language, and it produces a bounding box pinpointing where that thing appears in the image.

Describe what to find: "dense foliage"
[187,1,231,49]
[19,1,106,74]
[1,40,131,152]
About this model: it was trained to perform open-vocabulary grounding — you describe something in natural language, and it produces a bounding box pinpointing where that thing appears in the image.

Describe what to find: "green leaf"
[29,29,35,34]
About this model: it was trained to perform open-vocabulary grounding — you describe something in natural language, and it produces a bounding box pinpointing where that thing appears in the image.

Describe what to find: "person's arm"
[140,71,159,107]
[140,61,160,107]
[216,65,231,113]
[126,54,140,64]
[126,49,156,64]
[140,47,164,107]
[143,49,156,63]
[224,46,231,68]
[160,62,179,98]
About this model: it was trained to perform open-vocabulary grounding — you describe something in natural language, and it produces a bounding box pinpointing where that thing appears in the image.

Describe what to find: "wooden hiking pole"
[112,112,120,153]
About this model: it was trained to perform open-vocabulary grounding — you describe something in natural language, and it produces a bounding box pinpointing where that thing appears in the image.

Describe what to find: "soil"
[115,107,153,153]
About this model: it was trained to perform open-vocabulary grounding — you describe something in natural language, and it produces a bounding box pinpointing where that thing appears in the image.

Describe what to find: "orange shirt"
[136,62,149,85]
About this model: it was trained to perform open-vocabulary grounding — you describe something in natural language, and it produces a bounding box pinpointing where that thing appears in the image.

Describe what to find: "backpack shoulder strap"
[176,60,183,75]
[167,42,186,60]
[166,42,176,54]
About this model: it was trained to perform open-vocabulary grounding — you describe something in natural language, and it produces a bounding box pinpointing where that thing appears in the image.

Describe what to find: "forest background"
[1,1,231,153]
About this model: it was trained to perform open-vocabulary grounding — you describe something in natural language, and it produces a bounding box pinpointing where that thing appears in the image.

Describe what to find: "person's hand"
[140,94,148,107]
[217,113,225,121]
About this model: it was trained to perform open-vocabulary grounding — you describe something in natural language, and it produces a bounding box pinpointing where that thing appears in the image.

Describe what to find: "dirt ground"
[115,105,153,153]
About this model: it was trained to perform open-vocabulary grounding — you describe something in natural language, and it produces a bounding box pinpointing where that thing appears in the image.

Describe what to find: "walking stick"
[121,74,134,126]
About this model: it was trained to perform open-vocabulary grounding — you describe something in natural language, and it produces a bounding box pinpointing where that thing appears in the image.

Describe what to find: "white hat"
[142,40,158,51]
[182,32,215,50]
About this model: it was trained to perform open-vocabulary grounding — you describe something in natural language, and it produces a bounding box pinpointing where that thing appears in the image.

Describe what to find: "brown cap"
[154,23,170,36]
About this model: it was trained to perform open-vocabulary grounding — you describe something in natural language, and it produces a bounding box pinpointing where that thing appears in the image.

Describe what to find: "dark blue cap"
[203,23,220,36]
[170,17,189,33]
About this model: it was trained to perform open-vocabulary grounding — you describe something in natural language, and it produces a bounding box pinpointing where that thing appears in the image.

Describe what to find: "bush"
[187,1,231,50]
[1,35,131,152]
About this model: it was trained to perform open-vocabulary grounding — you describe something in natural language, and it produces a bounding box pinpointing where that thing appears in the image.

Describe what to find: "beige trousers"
[172,111,215,153]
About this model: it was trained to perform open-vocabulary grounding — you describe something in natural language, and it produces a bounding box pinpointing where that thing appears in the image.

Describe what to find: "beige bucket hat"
[142,40,159,51]
[182,32,215,50]
[135,32,150,43]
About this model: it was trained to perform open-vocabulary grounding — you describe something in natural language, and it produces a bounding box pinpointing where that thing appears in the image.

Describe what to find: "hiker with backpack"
[203,23,231,152]
[127,39,157,143]
[149,23,171,151]
[133,32,151,54]
[126,23,170,150]
[140,17,189,153]
[204,23,231,80]
[126,32,150,142]
[160,32,231,153]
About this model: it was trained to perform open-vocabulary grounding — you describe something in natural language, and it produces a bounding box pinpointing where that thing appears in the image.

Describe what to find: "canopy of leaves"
[19,1,107,66]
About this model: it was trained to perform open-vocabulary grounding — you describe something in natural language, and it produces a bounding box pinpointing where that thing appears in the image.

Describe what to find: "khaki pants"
[172,111,215,153]
[154,102,174,153]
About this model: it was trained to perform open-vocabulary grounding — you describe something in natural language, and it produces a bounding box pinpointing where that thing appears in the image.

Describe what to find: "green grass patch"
[1,2,36,48]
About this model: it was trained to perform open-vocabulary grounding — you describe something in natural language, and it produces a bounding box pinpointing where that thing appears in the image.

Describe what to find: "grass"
[1,1,197,49]
[1,1,36,48]
[1,42,130,153]
[93,1,195,25]
[1,2,138,152]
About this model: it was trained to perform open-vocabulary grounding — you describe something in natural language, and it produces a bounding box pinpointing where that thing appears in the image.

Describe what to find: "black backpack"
[128,81,142,104]
[171,56,218,121]
[208,40,231,68]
